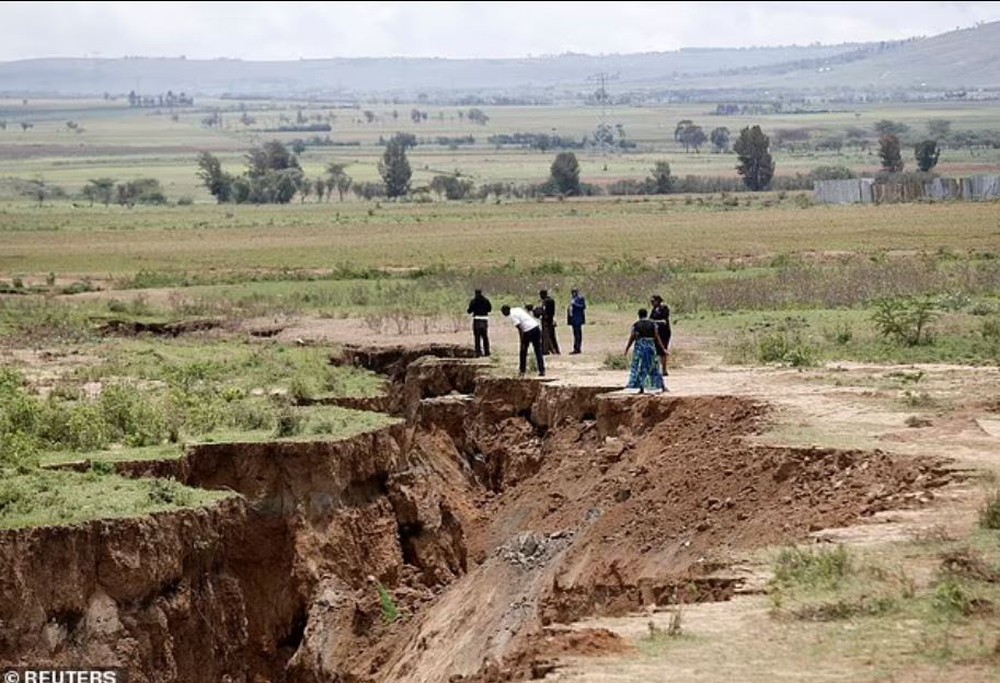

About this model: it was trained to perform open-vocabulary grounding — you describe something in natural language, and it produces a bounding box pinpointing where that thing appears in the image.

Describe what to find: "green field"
[1,99,998,199]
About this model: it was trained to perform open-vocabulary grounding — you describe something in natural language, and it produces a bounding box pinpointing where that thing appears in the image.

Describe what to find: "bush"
[871,296,938,346]
[979,490,1000,530]
[772,545,853,590]
[378,583,400,623]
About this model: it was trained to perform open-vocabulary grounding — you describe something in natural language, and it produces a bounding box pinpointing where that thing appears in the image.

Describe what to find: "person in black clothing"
[466,289,492,357]
[567,288,587,354]
[538,289,560,355]
[649,295,672,375]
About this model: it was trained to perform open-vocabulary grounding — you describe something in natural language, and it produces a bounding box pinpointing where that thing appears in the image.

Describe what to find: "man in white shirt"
[501,305,545,377]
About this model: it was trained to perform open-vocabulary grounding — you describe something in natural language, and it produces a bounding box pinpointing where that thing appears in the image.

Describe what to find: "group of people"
[466,288,671,392]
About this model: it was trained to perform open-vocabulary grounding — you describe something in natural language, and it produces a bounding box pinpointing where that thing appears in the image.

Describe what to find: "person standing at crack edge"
[567,288,587,354]
[624,308,666,393]
[538,289,560,355]
[466,288,492,357]
[501,304,545,377]
[650,294,672,377]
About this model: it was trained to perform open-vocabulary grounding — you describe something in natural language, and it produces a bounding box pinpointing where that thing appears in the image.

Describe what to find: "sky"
[2,1,999,61]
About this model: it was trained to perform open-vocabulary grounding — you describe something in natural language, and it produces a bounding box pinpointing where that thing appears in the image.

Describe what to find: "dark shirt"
[467,295,492,317]
[541,296,556,323]
[569,295,586,326]
[633,319,657,339]
[650,303,671,334]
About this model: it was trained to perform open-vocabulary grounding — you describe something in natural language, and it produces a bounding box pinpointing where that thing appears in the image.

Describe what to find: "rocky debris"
[497,531,573,571]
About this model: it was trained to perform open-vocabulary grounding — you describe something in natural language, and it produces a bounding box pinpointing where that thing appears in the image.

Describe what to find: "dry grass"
[2,199,999,277]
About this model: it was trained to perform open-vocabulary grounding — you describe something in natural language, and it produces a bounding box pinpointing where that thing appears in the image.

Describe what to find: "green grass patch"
[0,469,231,530]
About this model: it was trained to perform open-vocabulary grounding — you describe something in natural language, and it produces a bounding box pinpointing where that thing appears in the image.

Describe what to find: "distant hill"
[0,22,997,100]
[673,21,1000,93]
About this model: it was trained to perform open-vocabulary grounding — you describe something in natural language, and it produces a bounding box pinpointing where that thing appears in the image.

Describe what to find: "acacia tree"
[733,125,775,191]
[549,152,581,195]
[83,177,116,206]
[914,140,940,172]
[326,163,353,201]
[879,134,904,173]
[378,137,412,198]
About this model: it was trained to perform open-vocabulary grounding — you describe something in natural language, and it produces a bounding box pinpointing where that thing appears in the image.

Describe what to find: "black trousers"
[473,319,490,357]
[519,327,545,376]
[541,319,560,355]
[571,324,583,353]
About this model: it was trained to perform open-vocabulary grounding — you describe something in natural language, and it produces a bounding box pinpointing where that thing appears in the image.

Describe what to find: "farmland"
[2,93,1000,682]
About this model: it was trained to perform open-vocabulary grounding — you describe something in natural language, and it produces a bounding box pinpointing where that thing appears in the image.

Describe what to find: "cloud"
[2,1,999,61]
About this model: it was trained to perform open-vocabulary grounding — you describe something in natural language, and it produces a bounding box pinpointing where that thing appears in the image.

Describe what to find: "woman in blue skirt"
[624,308,666,393]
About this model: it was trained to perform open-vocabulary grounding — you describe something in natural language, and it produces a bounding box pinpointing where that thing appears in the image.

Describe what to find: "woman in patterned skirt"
[624,308,666,393]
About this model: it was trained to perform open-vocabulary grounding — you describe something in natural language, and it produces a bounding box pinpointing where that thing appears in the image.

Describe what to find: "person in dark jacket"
[649,294,672,375]
[466,289,492,357]
[538,289,560,355]
[568,288,587,354]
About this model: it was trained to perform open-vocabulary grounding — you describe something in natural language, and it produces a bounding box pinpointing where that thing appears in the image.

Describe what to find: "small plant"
[772,545,853,590]
[377,582,400,623]
[147,478,194,506]
[932,576,977,619]
[822,321,853,346]
[602,353,630,370]
[938,291,971,312]
[273,406,304,438]
[90,460,116,476]
[979,490,1000,530]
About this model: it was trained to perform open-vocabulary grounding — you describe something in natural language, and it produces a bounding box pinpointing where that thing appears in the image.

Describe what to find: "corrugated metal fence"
[814,175,1000,204]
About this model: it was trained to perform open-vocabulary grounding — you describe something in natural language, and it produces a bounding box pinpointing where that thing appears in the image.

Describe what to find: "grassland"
[1,96,999,535]
[1,198,999,276]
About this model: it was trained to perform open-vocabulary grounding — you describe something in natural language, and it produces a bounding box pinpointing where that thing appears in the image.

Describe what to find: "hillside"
[675,21,1000,92]
[0,22,997,99]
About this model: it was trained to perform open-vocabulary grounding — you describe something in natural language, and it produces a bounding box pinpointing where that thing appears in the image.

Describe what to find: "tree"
[196,152,232,203]
[914,140,940,172]
[647,161,672,194]
[299,179,312,203]
[378,138,412,198]
[927,119,952,139]
[874,119,909,137]
[430,174,474,200]
[733,125,775,191]
[467,108,489,125]
[878,134,904,173]
[710,127,731,153]
[246,140,300,178]
[83,177,116,207]
[314,178,326,202]
[549,152,581,195]
[675,120,706,153]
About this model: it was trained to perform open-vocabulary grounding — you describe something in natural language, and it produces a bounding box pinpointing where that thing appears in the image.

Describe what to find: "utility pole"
[586,71,619,158]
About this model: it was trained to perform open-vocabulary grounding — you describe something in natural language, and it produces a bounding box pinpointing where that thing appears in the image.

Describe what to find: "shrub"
[979,490,1000,530]
[871,296,938,346]
[772,545,853,590]
[378,583,400,623]
[274,406,304,438]
[603,353,630,370]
